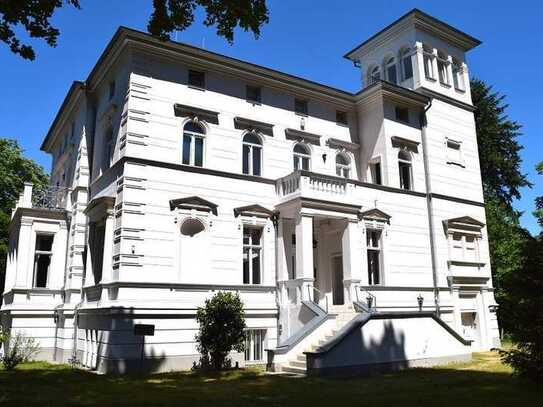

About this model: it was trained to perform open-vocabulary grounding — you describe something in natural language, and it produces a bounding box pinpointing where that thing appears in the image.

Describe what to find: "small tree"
[195,291,246,370]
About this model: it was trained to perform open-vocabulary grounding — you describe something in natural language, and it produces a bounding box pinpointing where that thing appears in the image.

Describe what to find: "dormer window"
[385,57,397,84]
[246,85,261,104]
[293,143,311,171]
[294,98,308,116]
[182,121,205,167]
[437,50,449,85]
[188,69,205,89]
[400,48,413,80]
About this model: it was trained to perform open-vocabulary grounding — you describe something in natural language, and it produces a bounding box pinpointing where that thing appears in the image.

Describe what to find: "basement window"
[33,234,54,288]
[244,329,266,362]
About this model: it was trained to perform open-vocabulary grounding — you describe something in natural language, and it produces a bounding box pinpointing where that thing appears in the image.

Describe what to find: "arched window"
[422,44,434,80]
[385,56,397,84]
[437,50,449,85]
[452,57,465,91]
[398,150,412,190]
[400,48,413,80]
[242,133,262,176]
[103,128,114,169]
[335,153,351,178]
[368,65,381,85]
[293,143,311,171]
[182,121,205,167]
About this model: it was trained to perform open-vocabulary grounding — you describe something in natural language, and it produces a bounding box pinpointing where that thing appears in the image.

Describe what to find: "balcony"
[277,170,348,196]
[12,183,70,216]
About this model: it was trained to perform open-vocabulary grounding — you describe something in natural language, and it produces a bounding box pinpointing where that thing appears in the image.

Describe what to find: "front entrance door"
[332,255,344,305]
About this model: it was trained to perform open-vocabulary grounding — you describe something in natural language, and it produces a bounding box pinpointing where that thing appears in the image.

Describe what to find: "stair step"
[290,360,306,368]
[282,365,307,374]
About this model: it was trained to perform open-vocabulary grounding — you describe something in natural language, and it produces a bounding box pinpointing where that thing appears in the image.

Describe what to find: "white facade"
[1,9,499,374]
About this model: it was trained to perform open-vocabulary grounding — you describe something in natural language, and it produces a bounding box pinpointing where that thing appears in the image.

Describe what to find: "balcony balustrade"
[276,170,348,198]
[12,183,70,216]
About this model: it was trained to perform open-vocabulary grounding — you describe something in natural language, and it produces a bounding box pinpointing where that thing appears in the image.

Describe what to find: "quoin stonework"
[1,9,500,375]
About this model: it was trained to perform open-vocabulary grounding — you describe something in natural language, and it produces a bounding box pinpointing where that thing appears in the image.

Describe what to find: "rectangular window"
[244,329,266,362]
[246,85,261,104]
[33,234,54,288]
[370,161,382,185]
[243,227,262,284]
[398,159,412,190]
[446,139,463,166]
[336,111,348,126]
[451,233,478,262]
[423,53,434,80]
[182,135,191,165]
[367,229,381,285]
[188,70,205,89]
[395,106,409,123]
[452,64,465,91]
[294,98,308,116]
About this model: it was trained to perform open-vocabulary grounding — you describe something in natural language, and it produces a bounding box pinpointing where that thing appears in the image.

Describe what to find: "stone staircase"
[281,306,358,374]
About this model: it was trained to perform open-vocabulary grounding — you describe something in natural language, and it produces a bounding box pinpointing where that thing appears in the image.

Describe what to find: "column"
[413,41,425,88]
[295,214,314,301]
[16,217,33,287]
[342,220,362,304]
[275,217,289,306]
[100,211,115,283]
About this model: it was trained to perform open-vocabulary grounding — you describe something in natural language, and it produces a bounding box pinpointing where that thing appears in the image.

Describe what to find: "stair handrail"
[354,284,377,312]
[307,285,328,314]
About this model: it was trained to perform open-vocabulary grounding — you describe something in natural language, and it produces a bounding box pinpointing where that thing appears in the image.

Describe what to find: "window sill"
[446,160,466,168]
[425,76,437,82]
[439,82,451,88]
[454,87,466,94]
[188,85,205,91]
[247,100,262,106]
[295,112,308,118]
[335,122,349,127]
[447,260,486,267]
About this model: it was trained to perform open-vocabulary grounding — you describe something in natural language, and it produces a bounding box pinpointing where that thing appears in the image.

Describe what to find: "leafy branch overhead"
[0,0,269,60]
[148,0,269,43]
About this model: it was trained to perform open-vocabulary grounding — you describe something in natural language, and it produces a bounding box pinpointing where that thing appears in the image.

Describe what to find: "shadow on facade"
[78,307,168,375]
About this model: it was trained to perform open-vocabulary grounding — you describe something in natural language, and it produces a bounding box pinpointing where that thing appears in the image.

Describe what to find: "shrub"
[195,291,246,370]
[0,328,39,370]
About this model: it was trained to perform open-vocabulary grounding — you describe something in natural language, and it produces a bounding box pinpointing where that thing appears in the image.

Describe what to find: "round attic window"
[180,218,205,237]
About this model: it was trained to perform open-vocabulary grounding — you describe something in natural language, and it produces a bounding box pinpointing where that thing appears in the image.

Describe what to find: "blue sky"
[1,0,541,234]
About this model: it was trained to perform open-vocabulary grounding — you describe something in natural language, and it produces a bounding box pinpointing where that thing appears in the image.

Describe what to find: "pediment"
[444,216,485,230]
[359,208,391,224]
[233,204,274,218]
[169,196,218,215]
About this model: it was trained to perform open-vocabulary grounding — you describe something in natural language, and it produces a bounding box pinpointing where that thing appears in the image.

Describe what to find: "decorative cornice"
[174,103,219,125]
[326,138,360,151]
[233,204,274,218]
[391,135,420,153]
[234,117,274,137]
[359,208,391,224]
[169,196,218,215]
[285,128,321,145]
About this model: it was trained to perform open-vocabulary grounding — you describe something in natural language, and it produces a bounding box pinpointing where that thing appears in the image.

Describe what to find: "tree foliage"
[1,0,269,60]
[0,139,49,292]
[534,161,543,231]
[0,0,80,60]
[0,327,40,370]
[148,0,269,44]
[195,291,246,370]
[471,78,531,210]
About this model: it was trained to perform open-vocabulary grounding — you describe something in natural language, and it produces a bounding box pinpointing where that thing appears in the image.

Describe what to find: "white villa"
[1,9,500,375]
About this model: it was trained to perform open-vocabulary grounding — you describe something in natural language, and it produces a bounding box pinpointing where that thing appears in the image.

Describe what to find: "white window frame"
[452,61,465,91]
[366,228,383,285]
[242,225,263,285]
[244,329,266,362]
[369,158,382,185]
[293,143,311,171]
[449,232,480,262]
[368,66,381,85]
[437,52,450,86]
[242,133,263,176]
[398,150,413,191]
[182,122,206,167]
[335,153,351,178]
[33,233,54,288]
[445,138,464,167]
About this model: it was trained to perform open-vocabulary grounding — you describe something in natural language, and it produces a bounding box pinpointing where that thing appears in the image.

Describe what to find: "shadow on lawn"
[1,354,542,407]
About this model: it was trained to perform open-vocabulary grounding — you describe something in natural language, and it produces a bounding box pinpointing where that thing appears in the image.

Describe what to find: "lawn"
[0,352,540,406]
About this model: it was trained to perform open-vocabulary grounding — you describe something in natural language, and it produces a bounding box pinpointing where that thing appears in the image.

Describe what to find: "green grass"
[0,352,540,406]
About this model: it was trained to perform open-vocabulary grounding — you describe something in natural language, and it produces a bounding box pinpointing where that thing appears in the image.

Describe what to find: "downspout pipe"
[419,100,441,316]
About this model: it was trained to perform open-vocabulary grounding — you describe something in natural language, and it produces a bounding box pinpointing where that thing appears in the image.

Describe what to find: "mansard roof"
[233,204,274,218]
[169,196,218,215]
[344,8,482,60]
[359,208,391,224]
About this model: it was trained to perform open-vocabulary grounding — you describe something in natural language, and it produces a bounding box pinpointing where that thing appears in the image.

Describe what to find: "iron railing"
[32,186,69,210]
[307,285,329,313]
